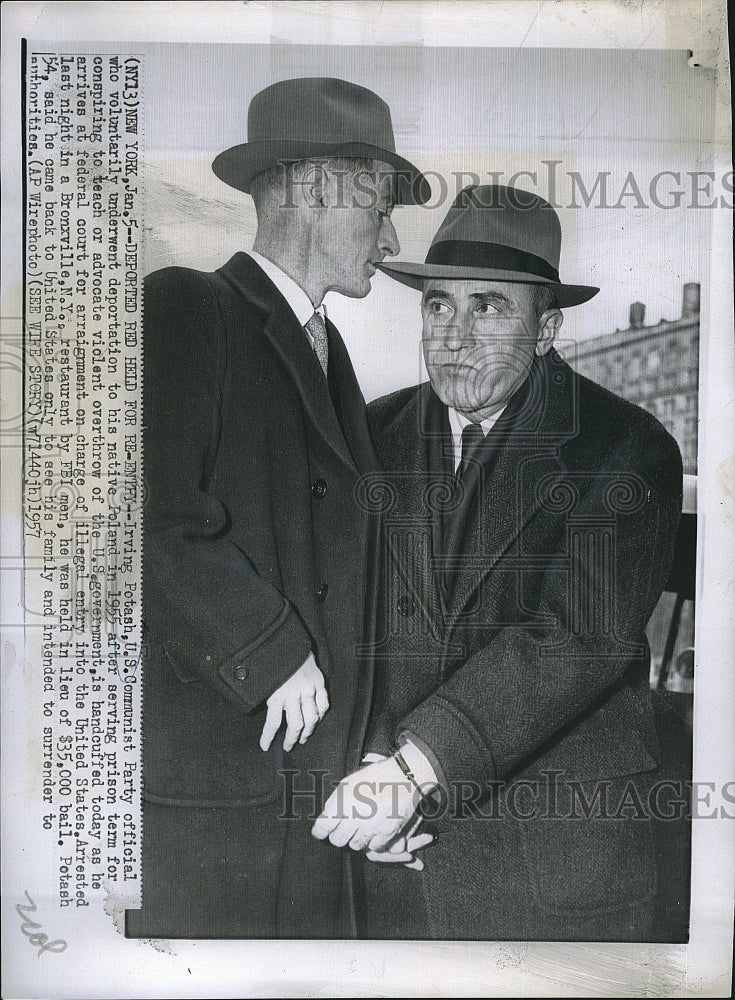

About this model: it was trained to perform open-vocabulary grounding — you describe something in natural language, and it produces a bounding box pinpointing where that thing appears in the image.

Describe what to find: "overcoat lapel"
[220,253,358,472]
[379,384,452,640]
[325,317,380,474]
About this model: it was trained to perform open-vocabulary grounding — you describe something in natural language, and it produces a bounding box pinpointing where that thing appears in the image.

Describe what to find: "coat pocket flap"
[160,640,201,684]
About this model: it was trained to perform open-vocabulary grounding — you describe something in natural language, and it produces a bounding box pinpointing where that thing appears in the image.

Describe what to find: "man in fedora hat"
[312,185,684,940]
[126,77,429,939]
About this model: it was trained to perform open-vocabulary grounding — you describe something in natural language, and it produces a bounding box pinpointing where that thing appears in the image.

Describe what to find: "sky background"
[137,44,718,400]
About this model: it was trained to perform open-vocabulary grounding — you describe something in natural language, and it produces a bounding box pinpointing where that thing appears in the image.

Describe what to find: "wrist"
[394,740,439,794]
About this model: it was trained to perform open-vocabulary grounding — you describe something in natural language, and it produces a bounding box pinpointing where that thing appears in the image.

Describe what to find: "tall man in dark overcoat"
[125,77,429,938]
[312,185,684,941]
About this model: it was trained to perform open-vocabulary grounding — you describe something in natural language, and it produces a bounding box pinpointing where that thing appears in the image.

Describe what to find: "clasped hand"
[259,668,434,868]
[311,755,427,855]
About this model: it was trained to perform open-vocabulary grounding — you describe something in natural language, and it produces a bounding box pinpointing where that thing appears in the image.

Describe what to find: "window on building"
[647,350,661,373]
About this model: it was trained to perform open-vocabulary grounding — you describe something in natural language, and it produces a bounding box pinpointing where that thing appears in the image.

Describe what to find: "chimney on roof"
[682,282,700,318]
[629,301,645,329]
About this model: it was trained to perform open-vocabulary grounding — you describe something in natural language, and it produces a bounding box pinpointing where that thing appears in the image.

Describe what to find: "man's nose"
[443,312,475,350]
[378,216,400,257]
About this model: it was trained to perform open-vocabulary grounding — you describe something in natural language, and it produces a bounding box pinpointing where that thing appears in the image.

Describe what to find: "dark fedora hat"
[378,184,599,306]
[212,76,430,206]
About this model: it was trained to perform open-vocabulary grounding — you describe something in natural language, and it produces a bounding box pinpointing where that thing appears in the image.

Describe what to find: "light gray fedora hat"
[212,77,430,206]
[378,184,599,306]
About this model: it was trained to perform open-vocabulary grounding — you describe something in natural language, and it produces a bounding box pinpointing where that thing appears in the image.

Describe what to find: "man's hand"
[259,652,329,752]
[365,816,434,871]
[311,755,426,853]
[359,754,434,868]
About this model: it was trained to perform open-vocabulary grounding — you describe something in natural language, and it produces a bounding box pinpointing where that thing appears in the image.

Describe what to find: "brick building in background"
[571,283,700,475]
[564,283,700,698]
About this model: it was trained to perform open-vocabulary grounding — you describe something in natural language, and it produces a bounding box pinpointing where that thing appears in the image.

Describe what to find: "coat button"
[233,665,249,682]
[317,583,329,603]
[311,478,328,499]
[397,595,415,617]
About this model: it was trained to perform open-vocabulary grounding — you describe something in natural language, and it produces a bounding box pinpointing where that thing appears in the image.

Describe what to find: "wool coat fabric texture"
[359,350,684,941]
[125,253,379,938]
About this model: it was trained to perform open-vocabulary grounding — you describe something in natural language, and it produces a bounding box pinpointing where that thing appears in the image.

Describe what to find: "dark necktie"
[455,422,485,489]
[305,311,329,378]
[439,422,485,599]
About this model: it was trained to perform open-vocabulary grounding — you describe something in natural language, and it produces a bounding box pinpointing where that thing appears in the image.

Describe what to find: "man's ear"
[535,308,563,356]
[302,160,329,210]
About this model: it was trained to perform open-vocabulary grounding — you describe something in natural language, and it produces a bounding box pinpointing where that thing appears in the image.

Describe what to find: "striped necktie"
[305,311,329,378]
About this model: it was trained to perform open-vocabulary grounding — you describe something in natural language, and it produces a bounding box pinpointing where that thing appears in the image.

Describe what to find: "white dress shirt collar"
[248,251,327,344]
[447,405,507,472]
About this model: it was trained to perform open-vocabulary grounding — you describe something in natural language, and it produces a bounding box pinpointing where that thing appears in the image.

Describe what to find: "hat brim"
[212,141,431,206]
[377,261,599,308]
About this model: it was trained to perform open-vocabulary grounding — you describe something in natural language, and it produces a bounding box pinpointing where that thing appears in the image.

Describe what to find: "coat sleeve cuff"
[216,604,314,711]
[398,694,497,793]
[396,731,447,791]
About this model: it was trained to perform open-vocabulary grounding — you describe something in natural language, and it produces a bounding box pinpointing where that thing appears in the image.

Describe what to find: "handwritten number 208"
[16,891,67,956]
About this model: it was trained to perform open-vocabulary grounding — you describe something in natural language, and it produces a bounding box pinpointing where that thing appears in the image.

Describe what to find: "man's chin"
[340,280,372,300]
[433,385,497,417]
[355,281,373,299]
[433,386,474,412]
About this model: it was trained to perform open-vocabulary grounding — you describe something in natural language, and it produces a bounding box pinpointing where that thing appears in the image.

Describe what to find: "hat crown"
[433,184,562,271]
[377,182,599,307]
[247,76,397,152]
[212,76,429,204]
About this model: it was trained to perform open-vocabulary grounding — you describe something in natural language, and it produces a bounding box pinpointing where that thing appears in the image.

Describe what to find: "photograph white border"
[1,2,732,997]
